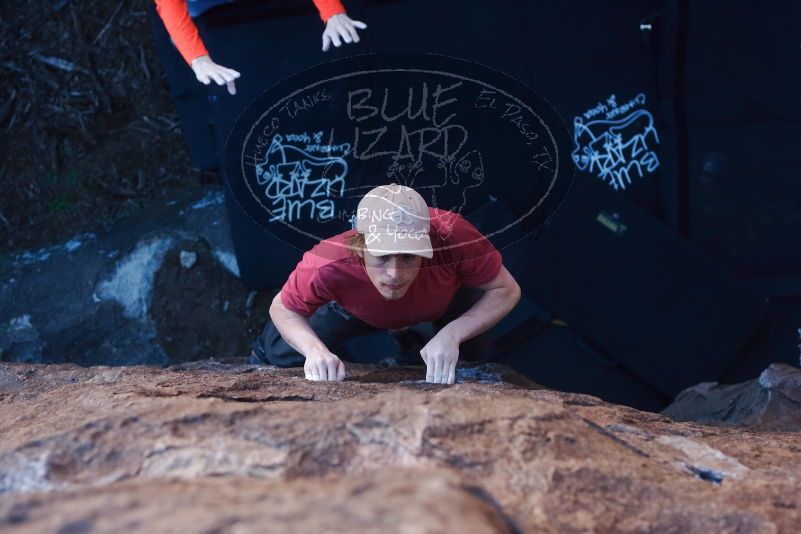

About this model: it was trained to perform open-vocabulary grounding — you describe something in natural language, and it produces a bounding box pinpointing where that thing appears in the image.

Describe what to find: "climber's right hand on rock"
[304,348,346,381]
[190,54,240,95]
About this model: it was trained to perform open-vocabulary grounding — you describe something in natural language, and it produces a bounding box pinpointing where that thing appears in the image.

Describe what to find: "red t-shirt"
[280,208,503,329]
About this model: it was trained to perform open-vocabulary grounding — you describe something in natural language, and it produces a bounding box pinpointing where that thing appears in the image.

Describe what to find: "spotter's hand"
[190,54,240,95]
[322,13,367,52]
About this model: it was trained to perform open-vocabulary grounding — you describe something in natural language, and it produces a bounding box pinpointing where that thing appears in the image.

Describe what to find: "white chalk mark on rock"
[12,232,97,266]
[95,237,174,320]
[192,191,225,210]
[8,315,33,331]
[657,435,749,481]
[213,250,240,278]
[180,250,198,269]
[0,452,53,494]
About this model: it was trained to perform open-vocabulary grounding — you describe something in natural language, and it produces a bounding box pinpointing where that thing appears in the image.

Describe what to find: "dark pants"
[250,286,494,367]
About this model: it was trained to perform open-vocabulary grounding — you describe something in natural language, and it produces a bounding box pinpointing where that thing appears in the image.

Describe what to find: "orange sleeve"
[312,0,346,22]
[154,0,209,65]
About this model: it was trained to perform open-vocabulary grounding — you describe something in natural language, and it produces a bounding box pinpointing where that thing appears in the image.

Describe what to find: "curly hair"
[347,232,366,263]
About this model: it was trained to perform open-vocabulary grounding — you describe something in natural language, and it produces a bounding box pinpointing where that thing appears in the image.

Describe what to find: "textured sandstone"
[1,361,800,533]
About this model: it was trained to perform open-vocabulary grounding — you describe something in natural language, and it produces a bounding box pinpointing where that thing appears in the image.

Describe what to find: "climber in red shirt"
[154,0,367,95]
[251,184,522,385]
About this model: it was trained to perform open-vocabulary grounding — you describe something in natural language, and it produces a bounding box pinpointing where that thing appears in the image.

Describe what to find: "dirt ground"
[0,0,216,254]
[150,238,277,363]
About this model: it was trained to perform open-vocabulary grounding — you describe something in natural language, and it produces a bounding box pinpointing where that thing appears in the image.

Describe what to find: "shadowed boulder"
[662,363,801,432]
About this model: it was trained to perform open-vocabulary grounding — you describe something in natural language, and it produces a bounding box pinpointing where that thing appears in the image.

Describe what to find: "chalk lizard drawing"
[572,105,660,190]
[255,134,349,223]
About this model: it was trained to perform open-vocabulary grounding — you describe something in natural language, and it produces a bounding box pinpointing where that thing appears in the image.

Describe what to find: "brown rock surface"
[0,469,515,534]
[1,361,800,533]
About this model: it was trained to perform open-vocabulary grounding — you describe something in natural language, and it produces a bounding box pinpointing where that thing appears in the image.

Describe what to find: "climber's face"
[362,251,422,300]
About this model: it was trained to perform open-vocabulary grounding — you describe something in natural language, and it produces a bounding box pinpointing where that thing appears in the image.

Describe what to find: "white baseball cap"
[355,183,433,259]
